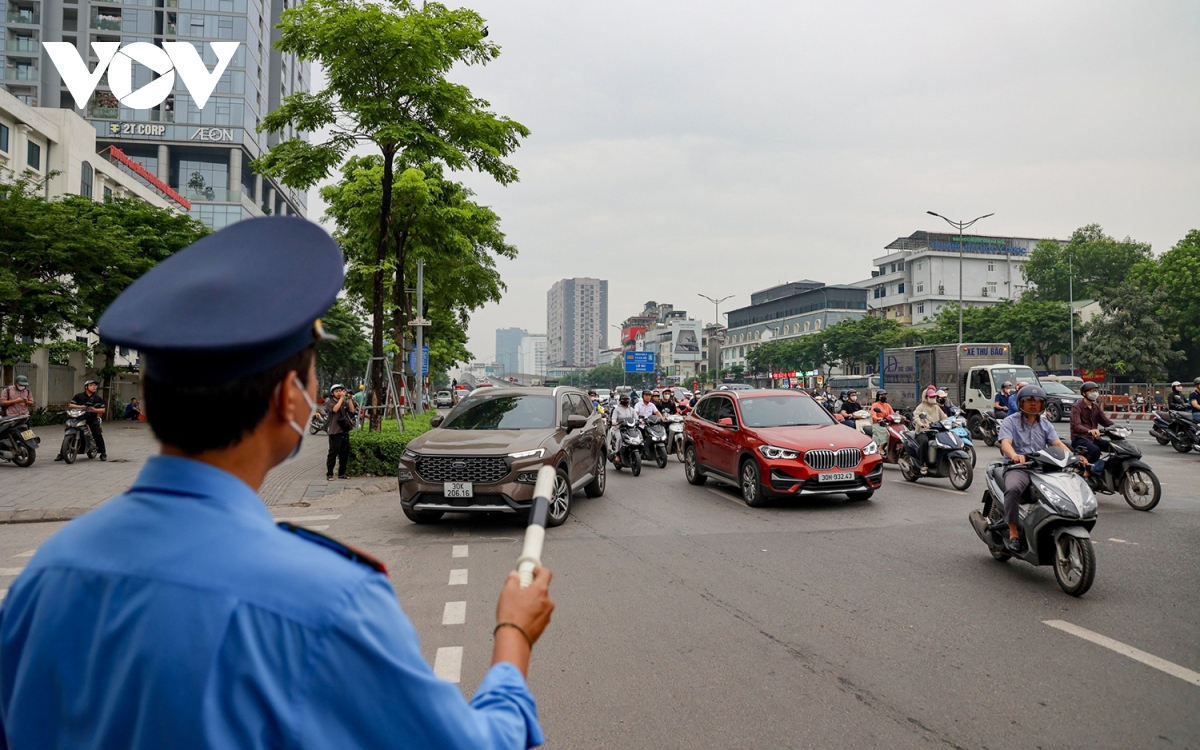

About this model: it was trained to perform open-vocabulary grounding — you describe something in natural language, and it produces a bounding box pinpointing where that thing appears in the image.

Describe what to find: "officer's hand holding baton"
[493,466,555,677]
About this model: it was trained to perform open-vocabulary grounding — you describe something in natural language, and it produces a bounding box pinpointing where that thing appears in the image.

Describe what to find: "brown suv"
[397,387,607,525]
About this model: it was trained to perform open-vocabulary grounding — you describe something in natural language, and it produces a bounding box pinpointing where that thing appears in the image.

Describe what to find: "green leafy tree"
[1023,225,1152,301]
[253,0,528,428]
[1003,299,1073,371]
[316,298,372,387]
[1076,280,1181,383]
[1140,229,1200,378]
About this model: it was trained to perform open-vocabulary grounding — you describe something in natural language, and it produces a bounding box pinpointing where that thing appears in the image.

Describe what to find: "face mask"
[878,396,887,403]
[280,375,318,460]
[1086,391,1099,402]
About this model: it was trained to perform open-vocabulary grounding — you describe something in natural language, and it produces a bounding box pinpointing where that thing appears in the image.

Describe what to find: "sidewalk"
[0,423,394,522]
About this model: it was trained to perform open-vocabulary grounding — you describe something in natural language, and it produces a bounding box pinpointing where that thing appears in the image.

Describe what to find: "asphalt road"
[1,419,1196,748]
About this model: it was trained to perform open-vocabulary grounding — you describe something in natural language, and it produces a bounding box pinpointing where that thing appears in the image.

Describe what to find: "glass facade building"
[1,0,308,227]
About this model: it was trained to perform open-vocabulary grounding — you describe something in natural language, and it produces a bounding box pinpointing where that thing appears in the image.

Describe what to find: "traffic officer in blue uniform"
[0,217,555,749]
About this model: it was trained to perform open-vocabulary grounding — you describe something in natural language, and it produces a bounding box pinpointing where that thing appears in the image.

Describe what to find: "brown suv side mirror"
[565,414,588,431]
[430,415,444,427]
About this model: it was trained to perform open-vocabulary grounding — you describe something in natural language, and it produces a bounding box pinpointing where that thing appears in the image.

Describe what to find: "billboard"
[670,321,703,362]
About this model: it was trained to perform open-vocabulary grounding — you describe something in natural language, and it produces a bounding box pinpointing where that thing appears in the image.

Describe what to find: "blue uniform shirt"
[997,412,1060,457]
[0,456,543,749]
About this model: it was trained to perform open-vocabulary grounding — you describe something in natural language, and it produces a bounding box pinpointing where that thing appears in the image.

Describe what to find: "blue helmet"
[1016,384,1047,412]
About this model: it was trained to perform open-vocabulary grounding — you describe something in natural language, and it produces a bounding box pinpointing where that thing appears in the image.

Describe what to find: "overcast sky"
[310,0,1200,364]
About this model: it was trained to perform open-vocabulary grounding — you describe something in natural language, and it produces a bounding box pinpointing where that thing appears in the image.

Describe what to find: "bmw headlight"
[508,448,546,460]
[758,445,800,460]
[862,441,879,456]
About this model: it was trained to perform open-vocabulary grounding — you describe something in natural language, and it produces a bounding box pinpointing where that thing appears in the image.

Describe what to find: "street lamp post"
[611,324,626,388]
[698,293,733,381]
[926,211,994,391]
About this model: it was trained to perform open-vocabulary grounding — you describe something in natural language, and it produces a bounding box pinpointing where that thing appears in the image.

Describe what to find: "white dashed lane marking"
[272,514,342,524]
[449,569,468,586]
[0,568,26,576]
[13,550,34,558]
[452,545,469,558]
[442,601,466,625]
[1044,620,1200,687]
[433,647,463,683]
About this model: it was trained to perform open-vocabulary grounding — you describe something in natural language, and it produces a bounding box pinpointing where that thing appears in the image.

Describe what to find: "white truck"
[878,343,1041,433]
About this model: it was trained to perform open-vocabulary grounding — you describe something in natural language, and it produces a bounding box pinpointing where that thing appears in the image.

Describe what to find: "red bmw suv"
[682,389,883,506]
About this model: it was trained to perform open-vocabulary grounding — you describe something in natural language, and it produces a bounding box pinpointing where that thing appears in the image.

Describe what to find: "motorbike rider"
[935,389,959,416]
[0,375,34,419]
[57,380,107,462]
[838,390,861,428]
[658,391,679,416]
[634,390,660,420]
[587,390,605,415]
[1190,378,1200,422]
[869,390,894,448]
[1070,381,1113,466]
[993,381,1014,418]
[998,385,1077,554]
[608,394,638,455]
[1167,381,1187,411]
[910,387,948,474]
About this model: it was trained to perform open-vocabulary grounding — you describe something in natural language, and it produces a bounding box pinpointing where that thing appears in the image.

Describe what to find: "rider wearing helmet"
[61,379,107,461]
[838,389,861,428]
[934,388,958,416]
[910,387,948,473]
[994,381,1014,418]
[608,394,638,456]
[1190,378,1200,422]
[1167,381,1187,411]
[658,390,678,416]
[1070,381,1113,465]
[870,390,893,423]
[997,385,1075,553]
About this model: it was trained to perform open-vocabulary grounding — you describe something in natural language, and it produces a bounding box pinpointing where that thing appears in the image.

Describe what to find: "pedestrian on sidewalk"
[0,217,553,748]
[0,375,34,418]
[325,383,356,480]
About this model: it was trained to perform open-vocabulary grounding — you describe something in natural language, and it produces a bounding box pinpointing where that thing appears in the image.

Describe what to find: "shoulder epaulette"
[276,522,388,574]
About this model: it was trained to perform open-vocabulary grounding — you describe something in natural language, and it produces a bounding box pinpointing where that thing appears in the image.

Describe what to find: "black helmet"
[876,389,888,396]
[619,395,630,404]
[1016,384,1047,412]
[839,389,848,399]
[1080,382,1099,393]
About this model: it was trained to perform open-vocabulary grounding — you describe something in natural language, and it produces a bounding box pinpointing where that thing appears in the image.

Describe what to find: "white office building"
[865,231,1039,326]
[517,334,547,378]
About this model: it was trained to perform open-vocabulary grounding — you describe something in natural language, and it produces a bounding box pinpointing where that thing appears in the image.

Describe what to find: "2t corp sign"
[44,42,238,110]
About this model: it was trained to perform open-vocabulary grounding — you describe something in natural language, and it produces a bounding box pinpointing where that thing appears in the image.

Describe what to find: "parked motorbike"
[610,418,644,476]
[1150,410,1199,453]
[1077,425,1160,511]
[60,407,98,464]
[0,414,39,467]
[641,414,669,468]
[898,418,974,490]
[970,448,1098,596]
[309,410,329,435]
[665,414,686,463]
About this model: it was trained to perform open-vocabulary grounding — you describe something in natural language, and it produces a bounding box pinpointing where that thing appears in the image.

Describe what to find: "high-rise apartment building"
[546,277,607,369]
[517,334,547,378]
[494,327,527,376]
[1,0,308,228]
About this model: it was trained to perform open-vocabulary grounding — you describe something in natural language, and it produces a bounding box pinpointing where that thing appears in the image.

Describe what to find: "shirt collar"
[130,455,274,525]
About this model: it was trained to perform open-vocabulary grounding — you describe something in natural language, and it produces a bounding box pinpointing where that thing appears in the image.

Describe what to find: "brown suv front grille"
[803,448,862,471]
[415,456,509,483]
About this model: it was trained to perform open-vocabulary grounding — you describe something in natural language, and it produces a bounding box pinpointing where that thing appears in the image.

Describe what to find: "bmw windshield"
[442,396,555,430]
[737,396,835,428]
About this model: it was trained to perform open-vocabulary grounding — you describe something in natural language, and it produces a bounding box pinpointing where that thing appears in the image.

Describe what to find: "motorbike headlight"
[1038,484,1079,518]
[508,448,546,460]
[758,445,800,460]
[862,441,879,456]
[1080,485,1098,516]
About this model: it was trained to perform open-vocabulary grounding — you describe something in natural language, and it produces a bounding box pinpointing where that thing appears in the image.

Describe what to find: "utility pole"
[1068,252,1074,376]
[927,211,994,382]
[412,259,427,415]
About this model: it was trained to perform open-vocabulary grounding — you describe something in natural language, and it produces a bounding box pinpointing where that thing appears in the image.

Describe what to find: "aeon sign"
[44,42,238,110]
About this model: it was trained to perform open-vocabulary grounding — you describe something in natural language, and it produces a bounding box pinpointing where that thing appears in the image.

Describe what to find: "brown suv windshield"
[738,396,835,428]
[442,395,556,430]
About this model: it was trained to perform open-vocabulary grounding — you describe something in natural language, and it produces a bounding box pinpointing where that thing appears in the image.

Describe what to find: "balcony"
[6,10,40,24]
[92,15,122,31]
[182,187,239,203]
[9,37,40,52]
[2,67,39,81]
[89,105,118,119]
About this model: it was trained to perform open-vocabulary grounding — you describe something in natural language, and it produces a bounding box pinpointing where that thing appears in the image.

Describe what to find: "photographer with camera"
[326,383,357,480]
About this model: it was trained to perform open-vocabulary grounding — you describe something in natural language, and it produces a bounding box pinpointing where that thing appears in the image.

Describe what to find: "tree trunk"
[368,145,397,431]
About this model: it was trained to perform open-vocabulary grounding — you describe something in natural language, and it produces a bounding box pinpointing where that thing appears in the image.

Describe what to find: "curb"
[0,507,92,525]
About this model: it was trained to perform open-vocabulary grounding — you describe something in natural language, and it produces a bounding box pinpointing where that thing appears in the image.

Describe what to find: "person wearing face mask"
[838,389,862,428]
[869,390,893,448]
[0,218,555,750]
[934,389,958,416]
[1069,381,1113,465]
[994,381,1014,418]
[910,387,948,473]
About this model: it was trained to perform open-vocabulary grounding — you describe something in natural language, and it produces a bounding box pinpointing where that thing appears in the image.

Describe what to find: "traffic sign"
[624,351,655,373]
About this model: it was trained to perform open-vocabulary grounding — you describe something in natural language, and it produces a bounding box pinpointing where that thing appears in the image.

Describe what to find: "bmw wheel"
[684,445,706,485]
[740,458,769,508]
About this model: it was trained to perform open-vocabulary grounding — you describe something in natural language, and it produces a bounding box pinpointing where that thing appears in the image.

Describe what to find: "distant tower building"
[494,327,527,375]
[518,334,548,377]
[547,278,608,368]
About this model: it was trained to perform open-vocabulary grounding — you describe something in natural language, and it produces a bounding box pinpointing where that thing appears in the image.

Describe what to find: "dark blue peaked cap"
[99,217,344,386]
